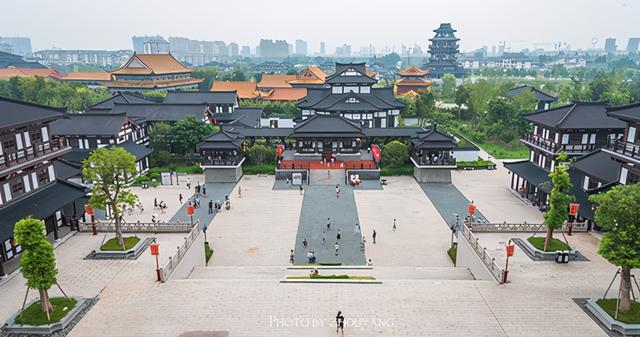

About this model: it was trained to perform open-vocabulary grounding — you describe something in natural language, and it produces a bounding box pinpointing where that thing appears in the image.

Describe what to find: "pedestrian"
[196,196,200,208]
[356,223,360,231]
[335,184,340,198]
[326,218,331,231]
[179,193,183,204]
[208,200,213,214]
[334,242,339,256]
[195,184,200,195]
[336,311,345,335]
[393,218,397,232]
[322,231,326,245]
[299,185,303,195]
[373,229,377,244]
[154,198,158,210]
[303,238,308,248]
[337,229,341,240]
[289,249,294,264]
[202,185,207,195]
[151,214,156,223]
[368,259,373,266]
[238,186,242,198]
[186,177,191,189]
[216,200,221,212]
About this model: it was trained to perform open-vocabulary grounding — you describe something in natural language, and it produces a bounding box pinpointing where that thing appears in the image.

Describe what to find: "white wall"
[456,233,497,282]
[169,230,205,280]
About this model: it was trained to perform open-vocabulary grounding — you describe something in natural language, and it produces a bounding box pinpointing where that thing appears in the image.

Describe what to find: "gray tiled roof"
[0,96,65,130]
[164,91,237,105]
[50,113,131,136]
[523,101,625,130]
[507,85,557,102]
[570,149,620,184]
[606,102,640,123]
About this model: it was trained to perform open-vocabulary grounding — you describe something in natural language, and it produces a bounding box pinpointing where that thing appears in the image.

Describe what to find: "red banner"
[150,243,159,256]
[569,203,579,216]
[187,205,194,216]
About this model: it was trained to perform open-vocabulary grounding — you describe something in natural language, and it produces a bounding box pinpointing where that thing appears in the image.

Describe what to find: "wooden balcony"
[521,134,558,153]
[608,139,640,161]
[0,138,70,176]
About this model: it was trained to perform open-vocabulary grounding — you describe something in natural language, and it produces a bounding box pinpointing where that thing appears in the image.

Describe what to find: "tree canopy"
[381,140,409,168]
[542,153,573,251]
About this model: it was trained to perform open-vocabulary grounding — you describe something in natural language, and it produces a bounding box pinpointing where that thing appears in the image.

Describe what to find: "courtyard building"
[507,84,558,111]
[0,97,87,276]
[395,66,432,96]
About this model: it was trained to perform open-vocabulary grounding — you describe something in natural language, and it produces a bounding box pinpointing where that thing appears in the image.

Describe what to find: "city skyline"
[1,0,638,53]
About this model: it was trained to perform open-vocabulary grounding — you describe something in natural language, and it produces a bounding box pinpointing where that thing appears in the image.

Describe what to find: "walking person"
[289,249,295,264]
[322,231,326,245]
[154,198,158,210]
[334,242,339,256]
[337,229,341,240]
[393,218,397,232]
[186,177,191,190]
[208,200,213,214]
[202,185,206,195]
[335,184,340,198]
[326,218,331,231]
[373,229,377,244]
[336,311,344,336]
[303,238,308,248]
[179,193,183,204]
[356,223,360,231]
[299,185,303,196]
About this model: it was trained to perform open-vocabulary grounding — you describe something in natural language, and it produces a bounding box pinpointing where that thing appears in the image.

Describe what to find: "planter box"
[4,297,91,336]
[87,237,154,260]
[519,237,579,261]
[585,297,640,336]
[280,279,381,284]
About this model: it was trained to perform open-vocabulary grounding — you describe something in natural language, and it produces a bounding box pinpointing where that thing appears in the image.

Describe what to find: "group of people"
[153,198,168,214]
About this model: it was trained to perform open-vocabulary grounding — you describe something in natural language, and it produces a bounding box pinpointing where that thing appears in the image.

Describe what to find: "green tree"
[589,184,640,314]
[171,117,214,157]
[441,73,457,99]
[454,85,470,120]
[191,67,219,92]
[245,143,275,165]
[542,153,573,251]
[149,122,173,152]
[381,140,409,168]
[14,217,58,315]
[82,147,138,247]
[467,80,494,125]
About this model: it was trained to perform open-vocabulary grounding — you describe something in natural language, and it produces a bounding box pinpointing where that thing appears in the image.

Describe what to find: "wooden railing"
[468,221,588,233]
[609,139,640,160]
[159,225,201,282]
[521,133,557,152]
[0,138,68,171]
[411,154,456,166]
[78,220,198,233]
[460,223,505,284]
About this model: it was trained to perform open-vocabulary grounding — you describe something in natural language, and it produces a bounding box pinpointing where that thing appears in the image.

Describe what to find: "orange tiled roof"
[0,68,61,80]
[398,66,429,76]
[57,71,112,81]
[401,90,421,99]
[111,53,193,76]
[257,74,296,89]
[105,77,202,89]
[211,81,259,99]
[263,88,307,102]
[395,78,432,86]
[289,66,327,85]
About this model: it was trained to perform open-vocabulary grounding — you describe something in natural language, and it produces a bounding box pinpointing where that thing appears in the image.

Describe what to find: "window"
[581,134,588,144]
[561,134,569,144]
[343,69,359,76]
[344,86,359,93]
[41,126,49,142]
[55,210,64,228]
[4,239,14,259]
[620,167,629,184]
[583,176,590,190]
[37,169,49,185]
[31,172,38,189]
[48,165,55,182]
[590,134,596,144]
[22,175,31,193]
[360,86,370,93]
[332,86,343,94]
[627,127,636,143]
[3,183,11,202]
[78,138,84,149]
[14,134,23,150]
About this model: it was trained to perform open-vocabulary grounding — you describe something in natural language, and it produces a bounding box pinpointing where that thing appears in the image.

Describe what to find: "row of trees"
[149,117,217,166]
[0,76,111,112]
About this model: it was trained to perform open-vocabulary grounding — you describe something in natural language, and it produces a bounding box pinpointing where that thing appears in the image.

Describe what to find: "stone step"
[188,266,287,279]
[286,266,473,281]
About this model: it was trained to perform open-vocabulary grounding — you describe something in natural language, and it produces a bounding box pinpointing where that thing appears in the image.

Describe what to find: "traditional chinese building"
[504,101,625,208]
[106,53,203,92]
[297,62,405,128]
[289,66,327,88]
[395,66,432,96]
[210,81,261,100]
[426,23,465,78]
[507,85,557,111]
[0,97,87,276]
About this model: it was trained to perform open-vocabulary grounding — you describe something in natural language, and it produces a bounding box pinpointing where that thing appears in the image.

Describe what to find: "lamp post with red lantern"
[503,240,515,283]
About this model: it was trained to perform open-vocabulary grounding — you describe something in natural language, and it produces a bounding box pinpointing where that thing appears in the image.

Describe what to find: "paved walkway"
[294,184,365,265]
[419,182,487,227]
[169,182,237,229]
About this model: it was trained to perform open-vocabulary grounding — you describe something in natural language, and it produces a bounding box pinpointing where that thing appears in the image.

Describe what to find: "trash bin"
[562,250,570,263]
[555,250,563,263]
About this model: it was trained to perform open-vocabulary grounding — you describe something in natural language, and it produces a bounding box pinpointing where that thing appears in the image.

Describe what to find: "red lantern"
[187,205,194,216]
[506,244,515,257]
[468,203,476,216]
[84,205,94,216]
[150,243,159,256]
[569,203,580,216]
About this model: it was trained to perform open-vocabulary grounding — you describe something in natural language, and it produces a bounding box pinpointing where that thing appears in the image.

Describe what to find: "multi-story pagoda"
[395,66,432,96]
[426,23,465,78]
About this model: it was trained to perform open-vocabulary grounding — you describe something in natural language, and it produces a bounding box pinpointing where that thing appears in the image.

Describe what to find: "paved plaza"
[0,171,632,337]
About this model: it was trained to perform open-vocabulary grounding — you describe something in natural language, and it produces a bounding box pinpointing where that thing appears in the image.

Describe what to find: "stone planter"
[87,237,154,260]
[3,297,92,336]
[585,297,640,336]
[518,237,580,261]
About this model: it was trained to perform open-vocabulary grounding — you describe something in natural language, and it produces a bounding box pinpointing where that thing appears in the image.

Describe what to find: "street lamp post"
[503,240,515,283]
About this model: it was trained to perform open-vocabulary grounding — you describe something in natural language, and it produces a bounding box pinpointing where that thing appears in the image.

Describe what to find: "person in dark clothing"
[208,200,213,214]
[289,249,294,264]
[337,229,341,240]
[202,186,207,195]
[179,193,183,204]
[326,218,331,231]
[336,311,344,335]
[373,229,377,244]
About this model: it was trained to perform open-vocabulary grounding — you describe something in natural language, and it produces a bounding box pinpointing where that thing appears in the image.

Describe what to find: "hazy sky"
[1,0,638,53]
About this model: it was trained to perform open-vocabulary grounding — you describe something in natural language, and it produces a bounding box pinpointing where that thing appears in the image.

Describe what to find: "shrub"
[380,166,413,176]
[381,141,409,168]
[244,164,275,175]
[245,144,275,165]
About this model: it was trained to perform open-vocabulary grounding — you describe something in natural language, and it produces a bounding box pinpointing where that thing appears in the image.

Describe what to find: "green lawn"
[474,139,529,159]
[527,237,571,252]
[287,275,376,280]
[596,298,640,324]
[457,160,496,169]
[204,242,213,264]
[447,246,457,265]
[15,297,77,326]
[100,237,140,251]
[244,164,275,175]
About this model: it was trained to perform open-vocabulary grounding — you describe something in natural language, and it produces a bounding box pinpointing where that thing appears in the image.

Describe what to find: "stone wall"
[456,234,496,282]
[413,167,452,183]
[346,169,380,181]
[203,166,243,183]
[168,229,205,280]
[275,169,309,183]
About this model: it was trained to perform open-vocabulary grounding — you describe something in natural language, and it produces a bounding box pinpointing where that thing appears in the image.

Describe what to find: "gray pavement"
[419,182,487,229]
[293,184,366,265]
[169,182,237,229]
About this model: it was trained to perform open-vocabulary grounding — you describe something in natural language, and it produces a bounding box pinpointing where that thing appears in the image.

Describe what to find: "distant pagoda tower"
[426,23,465,78]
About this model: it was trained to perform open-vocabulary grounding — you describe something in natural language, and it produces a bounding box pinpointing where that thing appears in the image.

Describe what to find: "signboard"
[161,172,172,185]
[187,205,194,216]
[468,203,476,216]
[84,205,94,216]
[569,203,580,216]
[150,243,159,256]
[371,144,381,162]
[291,173,302,186]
